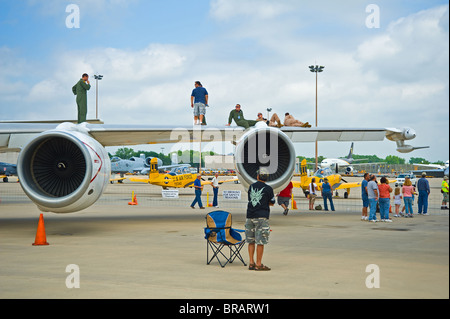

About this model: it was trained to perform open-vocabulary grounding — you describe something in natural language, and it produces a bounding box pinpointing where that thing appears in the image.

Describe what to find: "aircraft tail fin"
[346,142,354,161]
[300,159,308,184]
[148,158,159,177]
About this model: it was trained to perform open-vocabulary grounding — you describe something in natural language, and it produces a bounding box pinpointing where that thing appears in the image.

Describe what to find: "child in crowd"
[393,187,402,217]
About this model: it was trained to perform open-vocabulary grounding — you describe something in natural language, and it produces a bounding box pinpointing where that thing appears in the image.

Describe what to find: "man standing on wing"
[191,81,208,125]
[72,73,91,124]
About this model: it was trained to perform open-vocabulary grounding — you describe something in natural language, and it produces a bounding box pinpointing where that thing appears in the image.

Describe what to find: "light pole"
[309,65,324,170]
[94,74,103,119]
[266,107,272,121]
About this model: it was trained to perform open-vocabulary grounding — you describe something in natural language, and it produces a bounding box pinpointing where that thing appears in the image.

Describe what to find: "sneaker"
[423,213,429,216]
[370,220,377,223]
[283,208,289,216]
[385,219,392,223]
[394,214,399,217]
[190,206,195,209]
[214,206,219,208]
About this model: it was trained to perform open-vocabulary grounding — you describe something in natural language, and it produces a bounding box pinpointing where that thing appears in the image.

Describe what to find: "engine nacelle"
[234,124,296,193]
[345,166,354,175]
[145,157,163,167]
[17,126,111,213]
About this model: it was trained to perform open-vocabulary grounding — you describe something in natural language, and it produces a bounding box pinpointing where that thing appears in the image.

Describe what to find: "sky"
[0,0,448,162]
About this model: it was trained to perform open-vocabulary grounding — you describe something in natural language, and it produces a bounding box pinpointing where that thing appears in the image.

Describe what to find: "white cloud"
[355,5,449,83]
[1,2,448,161]
[209,0,294,21]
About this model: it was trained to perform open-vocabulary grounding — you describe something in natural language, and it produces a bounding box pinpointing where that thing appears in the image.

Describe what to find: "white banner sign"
[162,189,179,198]
[222,190,241,200]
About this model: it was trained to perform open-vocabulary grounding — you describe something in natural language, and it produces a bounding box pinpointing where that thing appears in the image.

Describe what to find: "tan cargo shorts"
[245,218,270,245]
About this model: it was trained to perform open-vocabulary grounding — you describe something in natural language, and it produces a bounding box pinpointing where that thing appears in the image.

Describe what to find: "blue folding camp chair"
[204,210,247,268]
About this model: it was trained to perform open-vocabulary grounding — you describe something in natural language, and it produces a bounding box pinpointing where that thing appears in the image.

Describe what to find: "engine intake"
[234,125,296,193]
[17,128,110,213]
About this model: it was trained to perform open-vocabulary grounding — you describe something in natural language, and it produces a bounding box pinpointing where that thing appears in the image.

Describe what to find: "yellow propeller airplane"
[291,159,395,198]
[128,158,237,188]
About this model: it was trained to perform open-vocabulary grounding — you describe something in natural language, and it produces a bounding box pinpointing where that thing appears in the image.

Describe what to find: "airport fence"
[1,182,448,215]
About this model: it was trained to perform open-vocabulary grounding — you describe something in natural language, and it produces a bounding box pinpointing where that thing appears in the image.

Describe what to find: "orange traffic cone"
[32,213,49,246]
[128,191,137,205]
[293,200,298,210]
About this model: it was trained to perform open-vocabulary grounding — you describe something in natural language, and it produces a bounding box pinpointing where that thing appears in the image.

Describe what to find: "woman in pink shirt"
[402,178,415,217]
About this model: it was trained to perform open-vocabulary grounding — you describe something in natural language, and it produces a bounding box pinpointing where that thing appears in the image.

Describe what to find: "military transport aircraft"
[319,142,368,174]
[0,120,423,213]
[0,161,17,182]
[109,153,190,183]
[111,153,190,176]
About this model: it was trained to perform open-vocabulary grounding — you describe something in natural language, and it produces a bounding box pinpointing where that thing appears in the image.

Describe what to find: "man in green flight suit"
[72,73,91,124]
[226,104,257,129]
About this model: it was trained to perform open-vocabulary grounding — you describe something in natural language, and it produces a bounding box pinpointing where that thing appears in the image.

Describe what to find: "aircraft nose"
[404,128,416,140]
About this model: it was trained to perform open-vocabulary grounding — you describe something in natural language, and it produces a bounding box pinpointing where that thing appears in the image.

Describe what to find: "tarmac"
[0,176,448,299]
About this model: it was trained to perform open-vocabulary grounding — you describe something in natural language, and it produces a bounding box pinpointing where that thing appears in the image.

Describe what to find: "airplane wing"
[333,181,362,190]
[2,121,413,214]
[291,181,301,189]
[218,177,239,184]
[0,122,391,152]
[194,177,239,187]
[128,177,150,183]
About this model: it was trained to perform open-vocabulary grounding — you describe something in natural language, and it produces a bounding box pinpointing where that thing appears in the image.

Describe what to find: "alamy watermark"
[65,264,80,288]
[365,264,380,288]
[365,4,380,29]
[66,4,80,29]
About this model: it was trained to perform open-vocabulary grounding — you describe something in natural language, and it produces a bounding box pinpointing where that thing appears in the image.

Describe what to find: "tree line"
[111,147,445,167]
[110,148,217,167]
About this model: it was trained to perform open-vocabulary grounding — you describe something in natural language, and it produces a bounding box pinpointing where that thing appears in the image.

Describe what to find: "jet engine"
[234,124,296,193]
[17,127,111,213]
[145,157,163,167]
[345,166,354,175]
